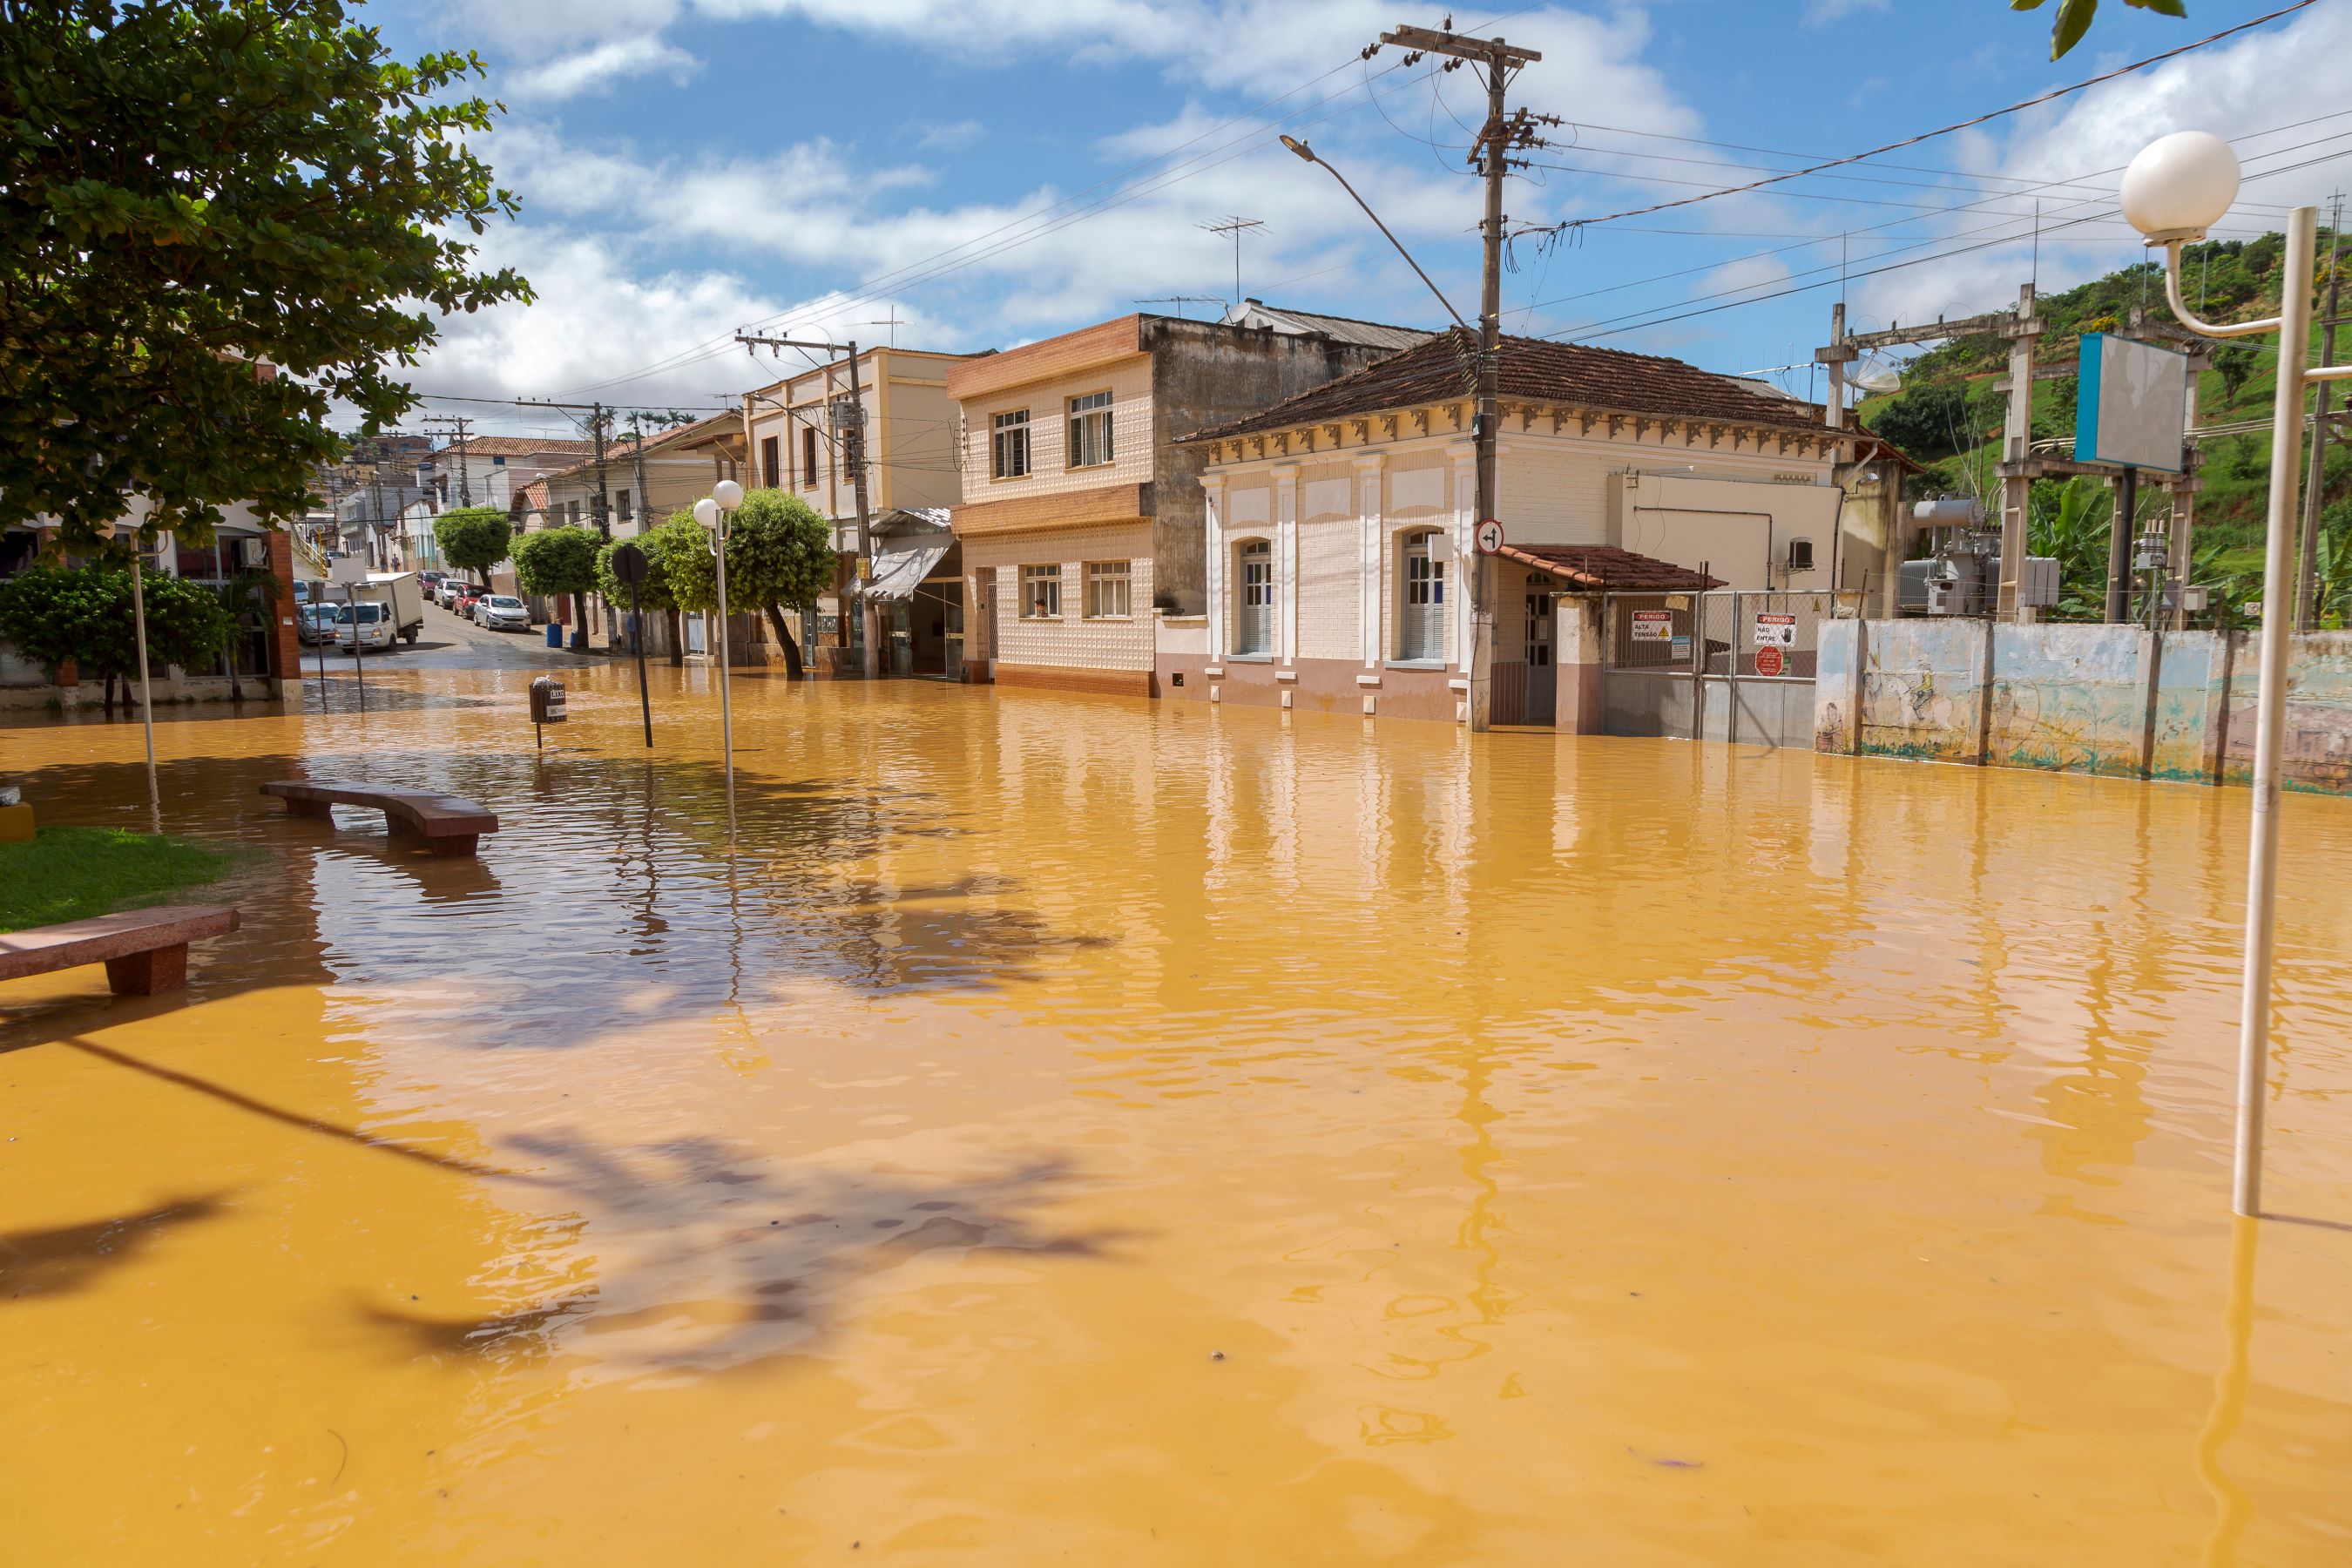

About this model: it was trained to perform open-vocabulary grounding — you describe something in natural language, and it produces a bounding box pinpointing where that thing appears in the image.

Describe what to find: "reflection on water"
[2,664,2349,1565]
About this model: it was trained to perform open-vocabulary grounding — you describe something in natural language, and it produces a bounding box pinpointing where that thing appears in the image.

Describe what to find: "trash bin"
[545,623,562,648]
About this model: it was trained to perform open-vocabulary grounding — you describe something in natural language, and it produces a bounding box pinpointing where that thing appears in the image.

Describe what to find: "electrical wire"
[1549,143,2352,345]
[571,4,1544,398]
[1516,0,2319,240]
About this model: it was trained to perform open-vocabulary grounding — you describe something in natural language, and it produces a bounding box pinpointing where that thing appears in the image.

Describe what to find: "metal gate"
[1601,589,1861,747]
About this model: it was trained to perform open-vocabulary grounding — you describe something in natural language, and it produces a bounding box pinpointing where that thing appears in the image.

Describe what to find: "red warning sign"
[1754,645,1786,677]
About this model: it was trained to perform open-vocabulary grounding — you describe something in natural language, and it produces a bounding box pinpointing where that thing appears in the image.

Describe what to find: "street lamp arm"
[1305,159,1470,331]
[2159,241,2279,340]
[2159,241,2352,377]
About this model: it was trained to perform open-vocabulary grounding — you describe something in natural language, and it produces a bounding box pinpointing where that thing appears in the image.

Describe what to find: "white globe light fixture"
[696,486,740,834]
[2119,130,2240,242]
[2121,130,2352,1221]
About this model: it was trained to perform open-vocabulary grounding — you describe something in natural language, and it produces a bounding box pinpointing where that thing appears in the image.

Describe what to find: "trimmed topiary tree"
[433,505,510,586]
[598,531,682,664]
[652,489,836,679]
[511,524,599,644]
[0,564,233,713]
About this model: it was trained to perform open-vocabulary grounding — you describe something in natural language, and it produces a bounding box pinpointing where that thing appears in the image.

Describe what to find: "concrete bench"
[0,905,240,996]
[260,780,499,858]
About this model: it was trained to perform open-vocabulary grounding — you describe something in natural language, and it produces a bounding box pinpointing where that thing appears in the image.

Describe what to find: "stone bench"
[260,780,499,858]
[0,905,240,996]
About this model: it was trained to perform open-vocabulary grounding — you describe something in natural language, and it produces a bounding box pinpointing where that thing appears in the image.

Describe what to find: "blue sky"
[370,0,2352,435]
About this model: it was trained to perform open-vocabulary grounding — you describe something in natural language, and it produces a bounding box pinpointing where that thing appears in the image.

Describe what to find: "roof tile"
[1185,328,1828,443]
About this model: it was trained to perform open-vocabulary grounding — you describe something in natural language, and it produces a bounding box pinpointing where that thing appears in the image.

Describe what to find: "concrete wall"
[1149,320,1397,614]
[1815,621,2352,795]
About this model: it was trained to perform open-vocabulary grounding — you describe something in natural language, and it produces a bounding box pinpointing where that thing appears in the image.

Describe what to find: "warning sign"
[1754,645,1786,678]
[1754,612,1797,647]
[1631,610,1673,642]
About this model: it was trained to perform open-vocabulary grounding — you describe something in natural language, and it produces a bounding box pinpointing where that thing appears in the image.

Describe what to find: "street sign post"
[612,542,654,749]
[1474,519,1505,555]
[330,556,370,715]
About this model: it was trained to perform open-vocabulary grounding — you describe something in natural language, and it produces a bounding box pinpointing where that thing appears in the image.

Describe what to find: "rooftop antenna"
[1199,214,1267,306]
[864,304,902,348]
[1135,294,1227,321]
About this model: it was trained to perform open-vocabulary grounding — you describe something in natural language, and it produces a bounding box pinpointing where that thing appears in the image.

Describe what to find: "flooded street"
[3,665,2349,1565]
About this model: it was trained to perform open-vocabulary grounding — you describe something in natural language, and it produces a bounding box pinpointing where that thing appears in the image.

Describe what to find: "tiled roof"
[1185,328,1830,443]
[434,436,593,458]
[1497,543,1721,592]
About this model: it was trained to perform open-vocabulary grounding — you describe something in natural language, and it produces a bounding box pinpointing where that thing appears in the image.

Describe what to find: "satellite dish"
[1851,356,1903,395]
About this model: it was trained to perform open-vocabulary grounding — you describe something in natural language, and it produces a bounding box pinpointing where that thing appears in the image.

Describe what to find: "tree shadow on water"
[355,1133,1125,1375]
[0,1193,229,1301]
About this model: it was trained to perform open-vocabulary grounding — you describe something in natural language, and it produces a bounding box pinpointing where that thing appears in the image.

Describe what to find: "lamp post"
[2122,132,2352,1216]
[696,477,745,834]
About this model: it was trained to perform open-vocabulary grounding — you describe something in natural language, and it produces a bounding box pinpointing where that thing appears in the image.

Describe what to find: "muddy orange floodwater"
[3,663,2349,1564]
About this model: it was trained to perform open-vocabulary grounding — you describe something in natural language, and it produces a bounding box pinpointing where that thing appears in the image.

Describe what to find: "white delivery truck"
[361,571,426,645]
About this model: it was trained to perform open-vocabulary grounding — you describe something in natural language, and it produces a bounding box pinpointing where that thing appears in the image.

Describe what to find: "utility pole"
[736,332,877,674]
[1376,23,1544,733]
[424,414,476,505]
[2296,191,2344,630]
[628,410,650,532]
[1199,215,1267,306]
[591,401,613,538]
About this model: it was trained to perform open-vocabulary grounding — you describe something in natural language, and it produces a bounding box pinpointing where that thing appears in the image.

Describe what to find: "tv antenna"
[1134,295,1227,321]
[1199,215,1267,305]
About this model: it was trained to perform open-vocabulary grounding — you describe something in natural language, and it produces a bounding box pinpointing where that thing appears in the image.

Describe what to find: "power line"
[1546,142,2352,346]
[1516,0,2318,241]
[565,3,1551,399]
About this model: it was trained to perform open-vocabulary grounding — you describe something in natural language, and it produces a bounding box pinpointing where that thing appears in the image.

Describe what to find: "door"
[1525,592,1556,725]
[1402,534,1445,661]
[686,611,707,655]
[1237,541,1273,655]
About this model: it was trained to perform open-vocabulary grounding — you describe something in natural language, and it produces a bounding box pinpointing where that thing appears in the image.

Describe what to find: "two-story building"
[947,310,1415,695]
[738,346,978,673]
[1168,330,1855,727]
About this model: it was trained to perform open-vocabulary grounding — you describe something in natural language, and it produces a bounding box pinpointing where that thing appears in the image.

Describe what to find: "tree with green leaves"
[651,490,835,678]
[0,0,531,551]
[434,506,510,586]
[598,532,683,665]
[2011,0,2186,61]
[512,524,600,645]
[0,565,233,713]
[2212,344,2261,402]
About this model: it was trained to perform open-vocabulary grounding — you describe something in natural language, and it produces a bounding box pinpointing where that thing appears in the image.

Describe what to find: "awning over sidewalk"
[866,540,952,602]
[1494,544,1721,592]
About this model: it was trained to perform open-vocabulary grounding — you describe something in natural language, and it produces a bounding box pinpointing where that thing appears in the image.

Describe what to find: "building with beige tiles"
[949,312,1413,696]
[1169,330,1855,727]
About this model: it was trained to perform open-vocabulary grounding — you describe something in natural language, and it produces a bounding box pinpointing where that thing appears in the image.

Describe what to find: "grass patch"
[0,827,238,932]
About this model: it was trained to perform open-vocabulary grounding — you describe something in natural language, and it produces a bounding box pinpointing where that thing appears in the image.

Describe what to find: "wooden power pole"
[1378,24,1544,733]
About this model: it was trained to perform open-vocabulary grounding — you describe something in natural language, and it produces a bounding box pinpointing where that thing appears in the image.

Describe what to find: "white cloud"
[508,36,700,100]
[913,119,984,152]
[1802,0,1889,25]
[1856,0,2352,328]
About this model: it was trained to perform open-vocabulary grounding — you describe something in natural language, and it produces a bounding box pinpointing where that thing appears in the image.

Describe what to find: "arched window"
[1401,531,1444,660]
[1235,539,1273,655]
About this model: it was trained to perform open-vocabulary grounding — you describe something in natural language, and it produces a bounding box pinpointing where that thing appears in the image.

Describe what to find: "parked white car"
[333,600,395,651]
[473,593,530,632]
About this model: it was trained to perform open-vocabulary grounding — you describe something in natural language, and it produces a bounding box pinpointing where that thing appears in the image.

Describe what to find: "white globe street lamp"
[699,484,743,833]
[2124,132,2352,1218]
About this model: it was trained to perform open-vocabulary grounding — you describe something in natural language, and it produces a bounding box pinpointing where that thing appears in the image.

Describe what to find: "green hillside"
[1851,233,2350,624]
